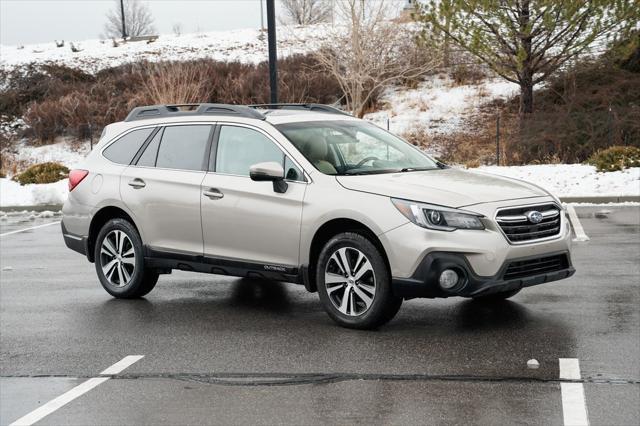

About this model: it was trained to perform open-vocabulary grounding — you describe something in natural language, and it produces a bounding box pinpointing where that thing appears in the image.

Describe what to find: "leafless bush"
[12,55,342,144]
[450,63,487,86]
[315,0,439,117]
[136,62,208,105]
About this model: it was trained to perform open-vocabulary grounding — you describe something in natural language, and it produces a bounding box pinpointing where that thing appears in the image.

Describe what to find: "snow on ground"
[0,25,333,73]
[478,165,640,198]
[0,139,88,207]
[365,75,518,135]
[0,178,68,207]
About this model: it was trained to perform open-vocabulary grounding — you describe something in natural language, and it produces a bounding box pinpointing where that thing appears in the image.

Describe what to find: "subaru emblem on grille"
[526,210,543,224]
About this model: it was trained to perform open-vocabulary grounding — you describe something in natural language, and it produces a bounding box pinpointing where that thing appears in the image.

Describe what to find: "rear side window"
[103,128,154,165]
[215,126,283,176]
[136,129,162,167]
[156,125,212,171]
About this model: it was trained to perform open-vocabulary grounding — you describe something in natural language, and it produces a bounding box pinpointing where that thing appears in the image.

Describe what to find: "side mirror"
[249,161,288,193]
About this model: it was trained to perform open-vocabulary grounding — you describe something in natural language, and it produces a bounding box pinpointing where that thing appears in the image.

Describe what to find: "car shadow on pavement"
[227,278,293,312]
[455,299,531,331]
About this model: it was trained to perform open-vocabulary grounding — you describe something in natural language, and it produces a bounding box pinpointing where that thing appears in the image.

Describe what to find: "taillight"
[68,169,89,191]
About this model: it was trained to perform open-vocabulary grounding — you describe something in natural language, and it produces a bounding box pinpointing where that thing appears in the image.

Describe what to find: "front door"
[200,124,307,267]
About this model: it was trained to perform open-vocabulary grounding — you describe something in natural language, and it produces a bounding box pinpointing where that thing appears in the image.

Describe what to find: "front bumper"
[392,250,575,299]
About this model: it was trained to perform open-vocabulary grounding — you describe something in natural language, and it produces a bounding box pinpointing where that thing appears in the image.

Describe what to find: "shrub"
[12,162,69,185]
[12,55,343,144]
[450,63,486,86]
[587,146,640,172]
[0,64,95,119]
[0,170,5,178]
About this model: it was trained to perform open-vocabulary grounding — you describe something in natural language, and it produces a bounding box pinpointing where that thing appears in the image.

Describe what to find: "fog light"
[439,269,459,289]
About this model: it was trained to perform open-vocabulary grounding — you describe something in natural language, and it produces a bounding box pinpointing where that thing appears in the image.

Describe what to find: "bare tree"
[280,0,332,26]
[103,0,156,39]
[314,0,438,117]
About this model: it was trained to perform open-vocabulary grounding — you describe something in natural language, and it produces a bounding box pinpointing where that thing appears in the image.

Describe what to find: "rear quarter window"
[103,128,154,165]
[156,125,212,171]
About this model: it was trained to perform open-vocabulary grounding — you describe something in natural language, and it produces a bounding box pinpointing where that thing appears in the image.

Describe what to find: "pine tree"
[414,0,639,115]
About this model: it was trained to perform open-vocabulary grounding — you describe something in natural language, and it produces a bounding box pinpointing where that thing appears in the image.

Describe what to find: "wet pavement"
[0,206,638,425]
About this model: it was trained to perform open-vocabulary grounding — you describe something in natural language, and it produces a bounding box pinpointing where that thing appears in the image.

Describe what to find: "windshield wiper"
[341,169,401,176]
[398,167,438,172]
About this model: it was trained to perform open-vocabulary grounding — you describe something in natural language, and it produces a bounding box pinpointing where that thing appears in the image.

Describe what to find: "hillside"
[1,24,638,207]
[0,25,333,73]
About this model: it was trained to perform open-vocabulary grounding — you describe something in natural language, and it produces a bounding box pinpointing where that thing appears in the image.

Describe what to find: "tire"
[316,232,402,330]
[473,288,521,302]
[94,218,159,298]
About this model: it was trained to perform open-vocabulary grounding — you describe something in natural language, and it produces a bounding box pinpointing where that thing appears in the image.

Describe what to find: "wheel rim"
[100,230,135,287]
[324,247,376,316]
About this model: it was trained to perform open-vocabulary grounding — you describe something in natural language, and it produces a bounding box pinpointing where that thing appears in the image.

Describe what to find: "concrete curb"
[559,196,640,204]
[0,204,63,212]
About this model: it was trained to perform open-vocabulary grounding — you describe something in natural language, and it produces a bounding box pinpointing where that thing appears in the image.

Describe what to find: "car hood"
[335,168,549,208]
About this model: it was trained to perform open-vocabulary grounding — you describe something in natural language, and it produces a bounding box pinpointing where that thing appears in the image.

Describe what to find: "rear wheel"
[473,288,521,302]
[316,232,402,329]
[94,218,158,298]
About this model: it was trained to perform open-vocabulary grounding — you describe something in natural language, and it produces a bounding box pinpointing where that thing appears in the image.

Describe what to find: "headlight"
[391,198,485,231]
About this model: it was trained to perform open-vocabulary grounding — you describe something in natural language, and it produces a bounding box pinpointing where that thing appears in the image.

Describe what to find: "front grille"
[496,203,561,243]
[503,254,568,280]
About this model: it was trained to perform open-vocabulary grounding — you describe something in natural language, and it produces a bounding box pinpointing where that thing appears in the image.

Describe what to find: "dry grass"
[137,62,207,105]
[3,55,342,145]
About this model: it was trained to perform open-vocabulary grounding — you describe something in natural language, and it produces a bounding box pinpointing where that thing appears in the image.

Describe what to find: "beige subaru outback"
[62,103,575,329]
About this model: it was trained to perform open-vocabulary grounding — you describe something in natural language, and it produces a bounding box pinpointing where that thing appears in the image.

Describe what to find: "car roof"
[100,104,359,146]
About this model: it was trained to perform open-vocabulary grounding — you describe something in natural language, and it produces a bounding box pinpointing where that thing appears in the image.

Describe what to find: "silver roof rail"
[248,103,350,116]
[124,103,266,122]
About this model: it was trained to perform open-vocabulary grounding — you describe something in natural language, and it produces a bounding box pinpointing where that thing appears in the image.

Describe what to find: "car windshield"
[276,120,439,176]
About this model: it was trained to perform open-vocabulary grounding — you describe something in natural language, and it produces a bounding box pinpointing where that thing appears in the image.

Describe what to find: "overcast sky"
[0,0,268,45]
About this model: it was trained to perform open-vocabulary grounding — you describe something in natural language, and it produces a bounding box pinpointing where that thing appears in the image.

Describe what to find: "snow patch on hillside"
[365,75,518,135]
[1,25,333,73]
[5,139,90,171]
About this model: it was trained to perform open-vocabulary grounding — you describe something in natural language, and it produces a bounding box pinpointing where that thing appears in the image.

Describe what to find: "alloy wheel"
[324,247,376,316]
[100,230,136,287]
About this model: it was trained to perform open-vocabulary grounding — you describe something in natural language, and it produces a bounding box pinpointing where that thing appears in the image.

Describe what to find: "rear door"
[120,124,213,255]
[200,124,307,267]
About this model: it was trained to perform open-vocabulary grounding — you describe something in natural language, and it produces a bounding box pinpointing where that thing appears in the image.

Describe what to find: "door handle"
[203,188,224,199]
[128,178,146,189]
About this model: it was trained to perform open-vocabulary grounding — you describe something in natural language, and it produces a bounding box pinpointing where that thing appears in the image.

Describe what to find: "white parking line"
[566,205,589,242]
[100,355,144,375]
[559,358,589,426]
[9,355,144,426]
[0,221,61,238]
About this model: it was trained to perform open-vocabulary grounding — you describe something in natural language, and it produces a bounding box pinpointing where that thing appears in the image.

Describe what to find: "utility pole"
[260,0,265,31]
[120,0,127,39]
[266,0,278,103]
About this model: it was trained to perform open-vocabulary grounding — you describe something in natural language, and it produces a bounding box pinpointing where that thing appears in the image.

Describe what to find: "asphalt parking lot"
[1,206,638,425]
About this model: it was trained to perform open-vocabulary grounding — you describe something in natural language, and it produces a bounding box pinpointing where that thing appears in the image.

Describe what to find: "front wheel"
[94,218,159,298]
[316,232,402,329]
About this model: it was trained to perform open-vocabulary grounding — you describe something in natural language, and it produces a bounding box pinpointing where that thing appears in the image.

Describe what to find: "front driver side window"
[215,126,284,176]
